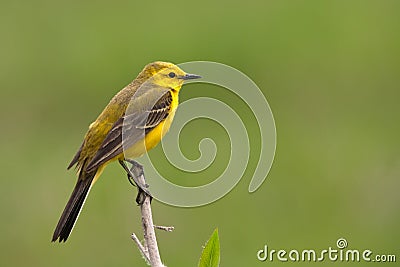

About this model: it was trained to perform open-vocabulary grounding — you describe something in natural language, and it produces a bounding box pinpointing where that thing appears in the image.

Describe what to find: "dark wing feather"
[86,91,172,172]
[140,90,172,133]
[67,141,84,170]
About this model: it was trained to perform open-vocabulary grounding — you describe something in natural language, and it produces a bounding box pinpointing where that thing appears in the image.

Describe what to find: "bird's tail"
[52,171,95,242]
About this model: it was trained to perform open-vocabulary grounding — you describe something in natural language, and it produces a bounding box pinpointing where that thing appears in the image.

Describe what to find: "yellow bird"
[52,61,201,242]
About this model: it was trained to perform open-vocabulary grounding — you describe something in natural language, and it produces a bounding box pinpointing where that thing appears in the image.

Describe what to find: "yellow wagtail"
[52,61,201,242]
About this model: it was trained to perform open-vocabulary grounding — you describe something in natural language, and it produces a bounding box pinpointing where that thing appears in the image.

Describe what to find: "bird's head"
[136,61,201,91]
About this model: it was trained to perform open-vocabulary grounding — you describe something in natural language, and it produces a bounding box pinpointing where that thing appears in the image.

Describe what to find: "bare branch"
[140,194,164,266]
[129,162,165,267]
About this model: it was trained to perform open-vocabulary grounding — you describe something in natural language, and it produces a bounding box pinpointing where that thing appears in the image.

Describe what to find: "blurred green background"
[1,0,399,266]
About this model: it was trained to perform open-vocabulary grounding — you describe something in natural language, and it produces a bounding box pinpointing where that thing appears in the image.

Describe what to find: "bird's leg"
[118,159,152,205]
[125,159,153,204]
[125,159,145,181]
[118,159,146,189]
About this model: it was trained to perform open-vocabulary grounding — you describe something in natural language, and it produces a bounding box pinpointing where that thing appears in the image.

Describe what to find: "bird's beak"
[180,73,202,80]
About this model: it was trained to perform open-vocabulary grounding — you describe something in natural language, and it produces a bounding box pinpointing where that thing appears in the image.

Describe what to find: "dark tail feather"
[52,173,95,242]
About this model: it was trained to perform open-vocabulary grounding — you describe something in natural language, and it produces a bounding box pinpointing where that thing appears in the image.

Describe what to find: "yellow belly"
[123,108,176,159]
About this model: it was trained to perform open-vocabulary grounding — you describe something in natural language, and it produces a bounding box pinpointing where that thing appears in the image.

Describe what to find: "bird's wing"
[85,90,172,172]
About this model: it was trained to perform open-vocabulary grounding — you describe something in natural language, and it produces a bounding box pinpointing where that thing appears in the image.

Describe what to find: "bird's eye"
[168,72,176,78]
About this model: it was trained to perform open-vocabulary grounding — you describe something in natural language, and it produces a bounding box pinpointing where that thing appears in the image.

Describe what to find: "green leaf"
[198,228,220,267]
